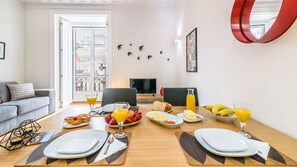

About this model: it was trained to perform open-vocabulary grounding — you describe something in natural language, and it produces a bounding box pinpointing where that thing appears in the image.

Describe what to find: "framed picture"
[0,42,5,60]
[186,28,197,72]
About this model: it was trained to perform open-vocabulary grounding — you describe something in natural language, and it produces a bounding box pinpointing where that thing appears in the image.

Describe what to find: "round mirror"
[231,0,297,43]
[250,0,282,39]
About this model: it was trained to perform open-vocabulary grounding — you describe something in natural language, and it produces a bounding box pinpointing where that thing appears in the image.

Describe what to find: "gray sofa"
[0,81,56,136]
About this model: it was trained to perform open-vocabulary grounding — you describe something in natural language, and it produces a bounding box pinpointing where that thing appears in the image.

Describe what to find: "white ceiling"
[21,0,178,7]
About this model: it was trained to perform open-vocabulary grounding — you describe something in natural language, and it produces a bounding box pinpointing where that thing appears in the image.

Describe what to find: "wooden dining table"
[1,105,297,167]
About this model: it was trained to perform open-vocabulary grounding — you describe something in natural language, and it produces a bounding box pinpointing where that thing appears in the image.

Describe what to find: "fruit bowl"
[204,105,237,124]
[104,107,142,127]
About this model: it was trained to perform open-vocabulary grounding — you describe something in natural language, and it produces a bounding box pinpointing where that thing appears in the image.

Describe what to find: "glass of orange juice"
[113,105,129,138]
[86,92,98,111]
[234,101,252,138]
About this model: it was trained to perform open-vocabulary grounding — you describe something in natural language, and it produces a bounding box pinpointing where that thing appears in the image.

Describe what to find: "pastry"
[10,137,22,145]
[81,115,91,123]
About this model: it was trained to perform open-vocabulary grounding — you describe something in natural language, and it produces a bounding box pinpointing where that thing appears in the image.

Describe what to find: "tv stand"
[137,94,163,104]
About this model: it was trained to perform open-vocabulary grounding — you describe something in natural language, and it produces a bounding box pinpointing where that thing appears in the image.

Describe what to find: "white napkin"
[94,135,127,162]
[248,139,270,160]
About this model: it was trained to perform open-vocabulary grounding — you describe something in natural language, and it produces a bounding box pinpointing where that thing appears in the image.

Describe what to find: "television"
[130,78,157,94]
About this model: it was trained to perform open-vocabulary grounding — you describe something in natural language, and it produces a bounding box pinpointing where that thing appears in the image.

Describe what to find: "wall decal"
[160,51,163,55]
[137,56,140,60]
[139,45,144,51]
[130,44,132,46]
[128,52,133,56]
[147,55,153,60]
[167,58,170,61]
[117,44,123,50]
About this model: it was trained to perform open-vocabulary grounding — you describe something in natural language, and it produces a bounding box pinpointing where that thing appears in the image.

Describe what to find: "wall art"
[0,42,5,60]
[186,28,197,72]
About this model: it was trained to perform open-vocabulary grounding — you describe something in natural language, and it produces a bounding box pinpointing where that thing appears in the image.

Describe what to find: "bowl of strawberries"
[104,107,142,128]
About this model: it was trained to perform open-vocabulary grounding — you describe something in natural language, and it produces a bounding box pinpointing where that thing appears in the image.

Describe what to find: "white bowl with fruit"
[204,104,237,123]
[104,108,142,128]
[146,111,183,128]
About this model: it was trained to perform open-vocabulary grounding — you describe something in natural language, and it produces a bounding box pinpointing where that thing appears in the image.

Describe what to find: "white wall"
[0,0,24,83]
[24,5,176,91]
[175,0,297,139]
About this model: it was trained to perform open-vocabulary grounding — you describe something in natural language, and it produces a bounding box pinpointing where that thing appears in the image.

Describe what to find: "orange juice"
[235,108,251,122]
[186,95,196,112]
[87,97,97,105]
[113,108,128,122]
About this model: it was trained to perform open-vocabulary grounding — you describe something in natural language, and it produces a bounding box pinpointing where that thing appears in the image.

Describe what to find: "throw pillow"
[7,83,36,101]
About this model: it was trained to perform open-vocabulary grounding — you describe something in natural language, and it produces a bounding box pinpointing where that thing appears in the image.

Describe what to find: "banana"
[211,104,229,115]
[204,105,213,111]
[218,109,235,116]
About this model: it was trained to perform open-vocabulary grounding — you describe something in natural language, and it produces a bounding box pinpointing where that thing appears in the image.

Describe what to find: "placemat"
[176,131,297,166]
[15,132,131,166]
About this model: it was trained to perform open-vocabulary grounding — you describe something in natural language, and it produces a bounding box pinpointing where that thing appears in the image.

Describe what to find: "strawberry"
[131,117,138,122]
[109,118,117,125]
[104,114,112,123]
[135,115,142,121]
[124,118,132,124]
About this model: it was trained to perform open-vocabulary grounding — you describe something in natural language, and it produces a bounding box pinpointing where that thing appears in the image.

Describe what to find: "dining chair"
[163,87,199,106]
[101,88,137,106]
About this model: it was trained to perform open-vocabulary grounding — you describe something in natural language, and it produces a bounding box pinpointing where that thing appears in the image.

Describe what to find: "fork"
[104,135,114,155]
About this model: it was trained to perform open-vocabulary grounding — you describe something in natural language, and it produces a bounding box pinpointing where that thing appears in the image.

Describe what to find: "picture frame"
[0,42,5,60]
[186,28,197,72]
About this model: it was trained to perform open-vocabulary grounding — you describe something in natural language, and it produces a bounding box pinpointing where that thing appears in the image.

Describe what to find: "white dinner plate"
[55,137,99,154]
[177,113,204,123]
[146,111,183,128]
[194,128,258,157]
[201,129,248,152]
[63,121,90,129]
[44,130,107,159]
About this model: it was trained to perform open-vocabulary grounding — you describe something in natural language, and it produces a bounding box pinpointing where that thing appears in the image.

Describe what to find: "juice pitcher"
[186,89,196,112]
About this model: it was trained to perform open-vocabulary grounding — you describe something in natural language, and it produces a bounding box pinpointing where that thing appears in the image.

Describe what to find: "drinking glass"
[113,104,129,138]
[234,101,252,138]
[86,92,98,111]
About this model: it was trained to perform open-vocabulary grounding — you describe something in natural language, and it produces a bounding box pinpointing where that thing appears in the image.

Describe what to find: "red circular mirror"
[231,0,297,43]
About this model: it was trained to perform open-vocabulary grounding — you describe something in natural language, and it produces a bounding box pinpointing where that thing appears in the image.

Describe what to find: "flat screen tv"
[130,78,157,94]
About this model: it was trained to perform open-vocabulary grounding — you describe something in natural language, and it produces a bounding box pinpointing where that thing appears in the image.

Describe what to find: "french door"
[73,27,108,101]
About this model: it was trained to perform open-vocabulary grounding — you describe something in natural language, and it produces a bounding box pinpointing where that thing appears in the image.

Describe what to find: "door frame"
[50,10,112,107]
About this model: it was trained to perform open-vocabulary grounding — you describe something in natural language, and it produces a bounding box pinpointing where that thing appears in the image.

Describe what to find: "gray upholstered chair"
[101,88,137,106]
[163,87,199,106]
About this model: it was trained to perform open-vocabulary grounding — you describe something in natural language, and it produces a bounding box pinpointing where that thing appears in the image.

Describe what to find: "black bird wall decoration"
[147,55,153,60]
[160,51,163,55]
[128,52,132,56]
[137,56,140,60]
[130,44,132,46]
[139,45,144,51]
[167,58,170,61]
[117,44,123,50]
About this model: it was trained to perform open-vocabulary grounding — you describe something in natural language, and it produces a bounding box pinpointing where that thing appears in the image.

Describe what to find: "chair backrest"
[101,88,137,106]
[163,87,199,106]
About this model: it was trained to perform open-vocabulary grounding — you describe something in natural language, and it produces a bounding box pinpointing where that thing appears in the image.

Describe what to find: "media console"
[136,94,163,104]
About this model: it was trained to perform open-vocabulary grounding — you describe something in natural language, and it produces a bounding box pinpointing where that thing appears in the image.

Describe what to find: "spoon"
[104,136,114,155]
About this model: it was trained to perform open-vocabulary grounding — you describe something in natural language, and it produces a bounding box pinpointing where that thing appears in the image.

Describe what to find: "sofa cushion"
[7,83,36,101]
[0,81,17,102]
[0,106,17,123]
[3,97,49,115]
